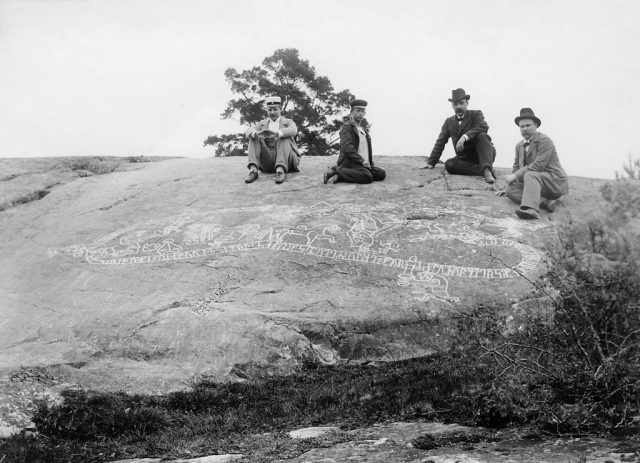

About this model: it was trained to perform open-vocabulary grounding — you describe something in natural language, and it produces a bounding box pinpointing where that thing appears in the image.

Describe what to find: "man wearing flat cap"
[425,88,497,183]
[497,108,568,219]
[323,99,386,184]
[244,96,300,184]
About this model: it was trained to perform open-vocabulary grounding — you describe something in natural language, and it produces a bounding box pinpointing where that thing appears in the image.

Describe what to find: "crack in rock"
[0,189,51,211]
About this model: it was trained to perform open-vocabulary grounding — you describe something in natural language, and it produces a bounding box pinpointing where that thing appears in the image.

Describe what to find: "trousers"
[335,164,386,184]
[444,132,495,176]
[247,137,300,173]
[506,171,569,211]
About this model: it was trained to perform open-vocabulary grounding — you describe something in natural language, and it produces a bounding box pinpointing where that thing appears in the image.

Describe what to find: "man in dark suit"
[244,96,300,184]
[497,108,569,219]
[323,99,386,184]
[424,88,496,183]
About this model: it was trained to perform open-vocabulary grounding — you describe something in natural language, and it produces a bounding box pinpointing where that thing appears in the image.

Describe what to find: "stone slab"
[288,426,340,439]
[0,156,609,431]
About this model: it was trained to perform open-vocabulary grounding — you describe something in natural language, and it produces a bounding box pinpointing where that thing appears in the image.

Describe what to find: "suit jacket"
[512,132,567,183]
[244,116,299,155]
[338,119,374,167]
[427,110,490,166]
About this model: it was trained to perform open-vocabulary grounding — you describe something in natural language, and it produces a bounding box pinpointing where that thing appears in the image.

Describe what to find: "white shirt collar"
[268,117,281,129]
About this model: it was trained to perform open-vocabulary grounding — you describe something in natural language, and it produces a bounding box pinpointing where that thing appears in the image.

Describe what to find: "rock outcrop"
[0,156,608,432]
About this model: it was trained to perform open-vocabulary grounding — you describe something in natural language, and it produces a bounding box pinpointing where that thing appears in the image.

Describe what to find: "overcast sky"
[1,0,639,179]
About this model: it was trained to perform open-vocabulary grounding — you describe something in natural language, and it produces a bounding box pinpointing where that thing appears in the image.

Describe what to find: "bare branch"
[478,342,557,381]
[480,250,560,304]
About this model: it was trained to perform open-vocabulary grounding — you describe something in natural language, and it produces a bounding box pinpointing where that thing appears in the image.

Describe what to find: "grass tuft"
[64,157,121,175]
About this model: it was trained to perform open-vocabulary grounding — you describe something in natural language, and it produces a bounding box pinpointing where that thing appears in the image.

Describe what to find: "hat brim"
[514,116,541,127]
[448,95,470,102]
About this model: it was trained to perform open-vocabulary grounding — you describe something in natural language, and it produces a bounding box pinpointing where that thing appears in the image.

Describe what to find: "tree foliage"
[204,48,355,156]
[619,152,640,180]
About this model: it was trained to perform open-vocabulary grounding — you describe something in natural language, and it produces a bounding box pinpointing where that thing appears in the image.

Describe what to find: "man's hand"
[363,161,371,169]
[505,174,517,185]
[455,134,467,153]
[257,129,278,138]
[495,189,506,197]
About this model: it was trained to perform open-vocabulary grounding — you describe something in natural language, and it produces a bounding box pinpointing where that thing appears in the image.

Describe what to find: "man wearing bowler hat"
[244,96,301,184]
[425,88,497,183]
[497,108,568,220]
[323,98,386,184]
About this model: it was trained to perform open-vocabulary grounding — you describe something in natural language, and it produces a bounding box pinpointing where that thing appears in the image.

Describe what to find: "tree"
[204,48,355,156]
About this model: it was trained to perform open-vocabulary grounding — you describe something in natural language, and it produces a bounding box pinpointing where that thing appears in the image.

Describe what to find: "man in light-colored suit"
[244,96,300,184]
[497,108,569,219]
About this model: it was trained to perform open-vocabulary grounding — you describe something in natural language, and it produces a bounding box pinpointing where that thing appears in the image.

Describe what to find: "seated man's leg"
[248,138,277,173]
[371,166,386,181]
[519,171,567,213]
[444,155,482,176]
[475,133,495,174]
[539,175,568,201]
[505,182,524,205]
[287,152,301,173]
[336,165,373,184]
[539,175,569,212]
[275,140,300,173]
[246,137,262,171]
[520,171,546,211]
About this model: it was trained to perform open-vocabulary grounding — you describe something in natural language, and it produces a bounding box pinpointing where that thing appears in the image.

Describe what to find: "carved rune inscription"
[50,202,543,303]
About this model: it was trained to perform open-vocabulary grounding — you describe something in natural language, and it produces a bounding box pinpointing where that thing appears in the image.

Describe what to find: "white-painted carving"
[50,202,544,304]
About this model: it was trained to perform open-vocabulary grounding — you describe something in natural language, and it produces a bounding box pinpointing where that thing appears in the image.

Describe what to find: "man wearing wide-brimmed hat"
[497,108,568,220]
[424,88,497,183]
[323,98,386,184]
[243,96,301,184]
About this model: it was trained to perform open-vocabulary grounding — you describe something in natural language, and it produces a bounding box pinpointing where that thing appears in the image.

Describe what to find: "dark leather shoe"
[323,169,336,184]
[275,171,286,184]
[483,168,495,184]
[244,171,259,183]
[515,207,540,220]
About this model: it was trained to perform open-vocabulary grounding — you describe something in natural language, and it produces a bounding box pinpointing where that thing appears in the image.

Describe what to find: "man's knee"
[360,171,374,183]
[444,158,456,173]
[354,167,374,183]
[475,132,494,159]
[505,185,522,203]
[523,171,542,184]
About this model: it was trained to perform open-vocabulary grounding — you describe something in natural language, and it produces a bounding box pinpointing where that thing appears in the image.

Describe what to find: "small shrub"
[600,179,640,219]
[462,253,640,434]
[588,159,640,261]
[65,157,121,175]
[619,153,640,179]
[126,155,150,163]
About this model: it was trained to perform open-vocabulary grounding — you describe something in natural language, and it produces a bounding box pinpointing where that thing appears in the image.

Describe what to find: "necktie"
[524,141,530,152]
[457,118,463,124]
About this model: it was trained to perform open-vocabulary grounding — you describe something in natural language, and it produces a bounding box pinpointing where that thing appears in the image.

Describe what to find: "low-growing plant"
[33,389,172,440]
[126,155,150,163]
[64,156,121,175]
[459,249,640,434]
[584,154,640,261]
